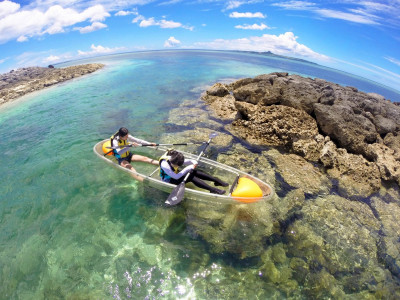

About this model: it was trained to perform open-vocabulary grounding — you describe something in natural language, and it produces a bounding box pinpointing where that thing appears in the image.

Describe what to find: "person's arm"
[182,159,198,166]
[128,134,155,146]
[160,160,194,180]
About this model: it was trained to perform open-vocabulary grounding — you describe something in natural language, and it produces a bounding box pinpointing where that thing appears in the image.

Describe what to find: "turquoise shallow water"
[1,50,399,299]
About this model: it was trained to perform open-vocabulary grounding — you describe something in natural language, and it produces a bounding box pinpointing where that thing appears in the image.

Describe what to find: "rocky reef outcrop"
[202,73,400,191]
[0,64,104,105]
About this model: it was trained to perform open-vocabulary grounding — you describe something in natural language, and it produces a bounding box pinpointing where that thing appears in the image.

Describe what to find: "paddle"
[106,142,205,150]
[165,132,218,206]
[229,174,240,195]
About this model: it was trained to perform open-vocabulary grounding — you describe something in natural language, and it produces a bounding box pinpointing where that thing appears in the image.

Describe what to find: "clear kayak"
[93,139,273,204]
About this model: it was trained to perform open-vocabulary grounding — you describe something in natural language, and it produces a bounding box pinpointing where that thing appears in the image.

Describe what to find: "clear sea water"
[1,50,399,299]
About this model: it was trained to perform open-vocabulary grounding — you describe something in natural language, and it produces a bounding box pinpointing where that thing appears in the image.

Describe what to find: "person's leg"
[193,170,228,187]
[131,154,158,165]
[169,172,225,194]
[121,160,144,182]
[189,175,226,194]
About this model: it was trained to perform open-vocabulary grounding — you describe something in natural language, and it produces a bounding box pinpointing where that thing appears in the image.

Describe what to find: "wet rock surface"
[0,64,104,105]
[157,73,400,298]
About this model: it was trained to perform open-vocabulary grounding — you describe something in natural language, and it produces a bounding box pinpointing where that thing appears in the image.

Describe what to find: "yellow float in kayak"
[232,177,263,203]
[102,140,113,156]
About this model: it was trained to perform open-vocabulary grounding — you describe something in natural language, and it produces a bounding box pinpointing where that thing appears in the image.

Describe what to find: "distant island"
[0,63,104,107]
[234,50,320,65]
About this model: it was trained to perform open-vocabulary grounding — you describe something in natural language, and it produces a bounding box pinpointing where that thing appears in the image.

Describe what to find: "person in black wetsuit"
[159,150,228,194]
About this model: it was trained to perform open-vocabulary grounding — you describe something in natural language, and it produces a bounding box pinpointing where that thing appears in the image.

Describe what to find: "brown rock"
[0,64,104,106]
[383,132,400,155]
[273,75,321,113]
[314,103,378,155]
[233,78,281,106]
[203,94,239,120]
[205,82,229,97]
[268,149,331,195]
[292,134,325,161]
[366,143,400,184]
[232,104,319,147]
[320,141,381,197]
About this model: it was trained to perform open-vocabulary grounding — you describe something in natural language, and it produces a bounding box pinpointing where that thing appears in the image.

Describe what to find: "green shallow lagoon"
[1,50,400,299]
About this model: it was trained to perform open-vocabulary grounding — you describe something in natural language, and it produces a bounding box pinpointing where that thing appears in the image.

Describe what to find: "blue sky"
[0,0,399,91]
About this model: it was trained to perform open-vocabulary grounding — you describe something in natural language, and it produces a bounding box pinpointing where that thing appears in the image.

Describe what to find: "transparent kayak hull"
[93,140,273,204]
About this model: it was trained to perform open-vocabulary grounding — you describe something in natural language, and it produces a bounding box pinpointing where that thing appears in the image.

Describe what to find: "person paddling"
[159,150,228,194]
[111,127,158,180]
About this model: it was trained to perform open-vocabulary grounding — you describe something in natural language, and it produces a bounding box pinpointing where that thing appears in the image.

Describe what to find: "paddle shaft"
[182,135,215,182]
[103,150,113,156]
[229,174,240,195]
[106,142,204,150]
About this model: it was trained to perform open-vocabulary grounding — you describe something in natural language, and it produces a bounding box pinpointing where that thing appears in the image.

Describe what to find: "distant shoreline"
[0,63,104,108]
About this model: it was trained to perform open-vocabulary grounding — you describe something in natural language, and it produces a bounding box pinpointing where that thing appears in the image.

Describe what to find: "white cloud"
[272,1,316,10]
[229,12,266,18]
[24,0,155,12]
[115,10,138,16]
[385,56,400,67]
[74,21,107,33]
[331,57,400,91]
[43,55,61,63]
[0,2,110,43]
[83,5,110,22]
[225,0,264,10]
[138,17,156,27]
[140,18,182,28]
[363,61,400,81]
[226,1,243,10]
[132,15,145,23]
[135,16,193,30]
[235,23,270,30]
[272,1,388,25]
[164,36,181,47]
[315,9,379,25]
[132,11,193,30]
[77,44,125,56]
[17,35,28,42]
[0,0,20,18]
[356,1,394,15]
[194,32,330,61]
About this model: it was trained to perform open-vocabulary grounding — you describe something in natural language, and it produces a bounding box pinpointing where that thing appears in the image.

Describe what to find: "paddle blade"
[209,132,218,139]
[165,182,186,206]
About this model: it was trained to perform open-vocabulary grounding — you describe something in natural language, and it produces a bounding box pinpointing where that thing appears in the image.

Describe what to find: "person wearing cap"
[159,150,228,194]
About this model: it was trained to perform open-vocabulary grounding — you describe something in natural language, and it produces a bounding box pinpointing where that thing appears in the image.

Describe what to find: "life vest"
[110,134,130,158]
[159,154,179,182]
